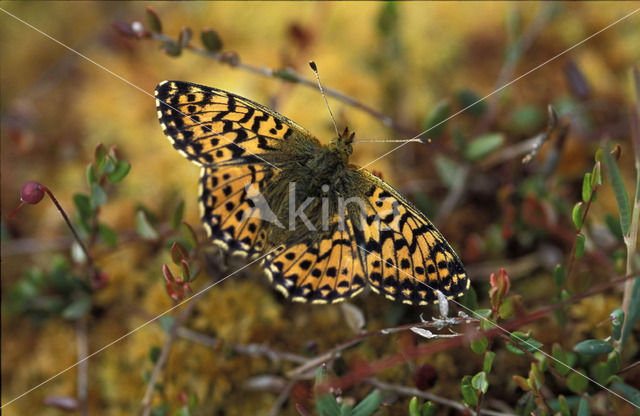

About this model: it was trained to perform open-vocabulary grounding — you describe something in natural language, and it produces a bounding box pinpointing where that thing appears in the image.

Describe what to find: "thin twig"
[286,316,471,379]
[329,272,638,392]
[175,327,308,364]
[475,4,556,135]
[140,299,199,416]
[148,32,416,137]
[267,379,296,416]
[76,316,89,416]
[366,379,514,416]
[40,185,98,279]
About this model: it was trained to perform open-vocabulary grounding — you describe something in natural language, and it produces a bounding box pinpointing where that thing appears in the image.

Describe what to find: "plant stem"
[41,185,97,277]
[149,32,416,137]
[76,316,89,416]
[140,299,198,416]
[619,98,640,350]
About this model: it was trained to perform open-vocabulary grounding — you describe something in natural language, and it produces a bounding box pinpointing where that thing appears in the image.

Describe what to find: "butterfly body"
[155,80,469,305]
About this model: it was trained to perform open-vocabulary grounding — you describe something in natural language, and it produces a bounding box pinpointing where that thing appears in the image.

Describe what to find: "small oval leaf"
[573,339,613,355]
[572,202,584,229]
[575,233,585,259]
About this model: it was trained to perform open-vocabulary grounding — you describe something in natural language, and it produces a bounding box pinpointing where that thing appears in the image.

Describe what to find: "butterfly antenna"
[309,61,340,138]
[352,138,432,144]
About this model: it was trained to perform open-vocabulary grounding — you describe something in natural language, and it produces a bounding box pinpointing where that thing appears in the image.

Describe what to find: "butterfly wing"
[262,215,367,304]
[155,81,318,257]
[352,172,469,305]
[155,80,316,167]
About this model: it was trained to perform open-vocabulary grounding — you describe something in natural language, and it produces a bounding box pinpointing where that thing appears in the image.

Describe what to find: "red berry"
[414,363,438,390]
[20,181,45,204]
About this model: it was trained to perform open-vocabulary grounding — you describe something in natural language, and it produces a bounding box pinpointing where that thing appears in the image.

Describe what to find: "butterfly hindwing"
[353,172,469,305]
[199,164,273,258]
[263,215,367,304]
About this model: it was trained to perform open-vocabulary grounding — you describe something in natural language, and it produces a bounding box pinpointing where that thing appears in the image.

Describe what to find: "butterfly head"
[330,126,355,161]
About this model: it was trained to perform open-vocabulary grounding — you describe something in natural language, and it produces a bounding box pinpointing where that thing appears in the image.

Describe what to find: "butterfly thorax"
[257,129,365,248]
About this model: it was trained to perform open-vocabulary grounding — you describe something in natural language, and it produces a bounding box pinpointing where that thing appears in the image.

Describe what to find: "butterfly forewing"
[155,80,311,167]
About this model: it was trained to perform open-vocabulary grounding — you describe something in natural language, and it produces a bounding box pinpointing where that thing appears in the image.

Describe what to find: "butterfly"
[155,80,469,306]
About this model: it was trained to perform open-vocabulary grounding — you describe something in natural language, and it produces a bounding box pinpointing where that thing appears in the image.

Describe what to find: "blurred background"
[1,2,639,415]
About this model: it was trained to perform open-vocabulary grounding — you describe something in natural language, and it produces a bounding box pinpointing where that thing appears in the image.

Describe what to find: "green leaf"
[592,361,611,385]
[420,401,435,416]
[100,156,115,175]
[529,363,544,390]
[602,145,631,235]
[182,222,199,248]
[621,276,640,347]
[460,376,478,407]
[510,106,543,132]
[73,193,93,221]
[605,214,624,241]
[107,161,130,183]
[90,183,107,209]
[553,264,567,287]
[434,155,461,189]
[473,308,493,330]
[86,164,97,186]
[422,99,450,139]
[557,395,570,416]
[611,382,640,407]
[575,233,585,259]
[607,350,621,374]
[552,344,577,376]
[161,40,182,57]
[507,331,543,355]
[456,89,487,116]
[470,336,488,354]
[201,28,223,52]
[576,397,590,416]
[149,345,161,364]
[483,351,495,373]
[464,133,504,161]
[170,242,189,265]
[170,200,185,230]
[316,393,340,416]
[573,339,613,355]
[567,370,589,394]
[591,161,602,187]
[145,7,163,33]
[351,390,381,416]
[62,296,91,320]
[136,210,159,240]
[534,351,548,372]
[95,143,107,170]
[582,173,593,202]
[471,371,489,394]
[159,315,175,333]
[98,223,118,247]
[408,397,419,416]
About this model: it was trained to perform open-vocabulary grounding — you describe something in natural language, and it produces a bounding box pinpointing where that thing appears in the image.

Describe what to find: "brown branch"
[76,316,89,416]
[286,316,472,379]
[175,327,308,364]
[267,379,295,416]
[148,32,416,137]
[366,379,512,416]
[327,272,637,391]
[140,299,198,416]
